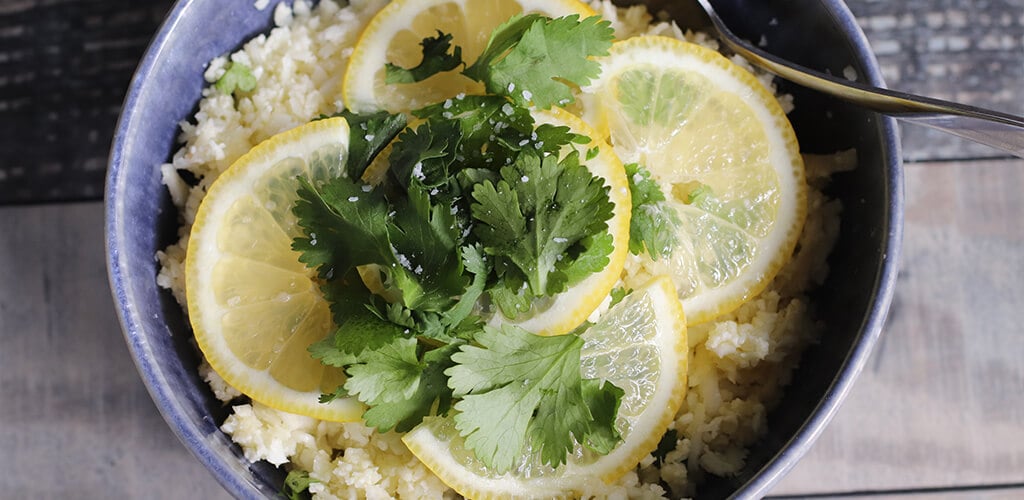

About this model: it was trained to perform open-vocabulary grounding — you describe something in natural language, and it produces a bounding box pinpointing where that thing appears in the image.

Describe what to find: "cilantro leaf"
[625,163,681,260]
[470,150,614,298]
[342,111,407,180]
[385,185,467,311]
[414,94,535,169]
[462,14,540,81]
[313,270,380,327]
[487,279,533,319]
[385,31,464,84]
[293,177,391,279]
[447,325,622,472]
[558,232,614,286]
[215,61,257,95]
[317,385,349,404]
[296,13,636,467]
[345,337,422,405]
[579,378,623,454]
[346,339,460,432]
[608,286,631,308]
[310,110,406,180]
[309,308,408,368]
[281,469,316,500]
[387,119,462,193]
[532,123,587,153]
[293,175,467,312]
[438,244,489,331]
[463,14,614,109]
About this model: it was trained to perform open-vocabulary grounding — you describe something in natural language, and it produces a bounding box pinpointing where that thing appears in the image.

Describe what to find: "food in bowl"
[154,0,856,497]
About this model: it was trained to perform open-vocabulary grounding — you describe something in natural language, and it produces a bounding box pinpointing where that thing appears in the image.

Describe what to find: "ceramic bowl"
[105,0,902,497]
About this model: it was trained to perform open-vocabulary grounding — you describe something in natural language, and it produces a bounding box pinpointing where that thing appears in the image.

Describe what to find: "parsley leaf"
[215,61,257,95]
[385,31,464,84]
[625,163,681,260]
[463,14,613,108]
[447,325,622,472]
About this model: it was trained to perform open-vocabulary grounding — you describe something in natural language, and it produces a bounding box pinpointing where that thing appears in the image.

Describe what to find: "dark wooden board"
[1,0,1022,203]
[0,0,174,203]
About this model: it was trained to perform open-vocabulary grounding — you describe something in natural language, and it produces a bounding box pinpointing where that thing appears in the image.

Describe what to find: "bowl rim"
[729,0,903,497]
[105,0,266,496]
[105,0,904,498]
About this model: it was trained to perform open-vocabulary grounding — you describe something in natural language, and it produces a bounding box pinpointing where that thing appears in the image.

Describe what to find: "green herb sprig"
[294,14,627,473]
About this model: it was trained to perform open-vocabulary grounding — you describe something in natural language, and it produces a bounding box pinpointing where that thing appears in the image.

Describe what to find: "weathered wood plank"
[0,0,174,203]
[0,203,230,499]
[848,0,1024,161]
[772,158,1024,495]
[1,0,1022,203]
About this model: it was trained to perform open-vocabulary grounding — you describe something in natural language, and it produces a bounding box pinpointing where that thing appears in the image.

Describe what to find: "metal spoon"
[694,0,1024,158]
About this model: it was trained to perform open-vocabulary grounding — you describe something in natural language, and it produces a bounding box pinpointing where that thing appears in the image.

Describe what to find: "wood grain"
[1,0,1022,203]
[0,0,174,203]
[772,158,1024,496]
[848,0,1024,161]
[1,0,1023,498]
[0,203,229,499]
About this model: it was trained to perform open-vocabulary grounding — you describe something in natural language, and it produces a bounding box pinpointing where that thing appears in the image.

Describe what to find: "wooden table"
[1,0,1022,498]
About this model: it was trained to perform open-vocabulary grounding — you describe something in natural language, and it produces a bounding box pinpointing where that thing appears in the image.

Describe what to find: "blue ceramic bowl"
[105,0,902,498]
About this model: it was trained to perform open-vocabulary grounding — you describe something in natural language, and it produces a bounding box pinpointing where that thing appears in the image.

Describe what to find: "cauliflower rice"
[157,0,854,497]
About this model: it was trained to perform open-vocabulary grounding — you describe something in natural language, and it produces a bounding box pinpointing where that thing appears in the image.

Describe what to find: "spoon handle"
[698,0,1024,158]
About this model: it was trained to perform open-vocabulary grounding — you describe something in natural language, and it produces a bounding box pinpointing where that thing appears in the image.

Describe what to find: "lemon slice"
[343,0,596,113]
[580,36,807,325]
[186,117,361,422]
[486,107,631,336]
[403,276,687,499]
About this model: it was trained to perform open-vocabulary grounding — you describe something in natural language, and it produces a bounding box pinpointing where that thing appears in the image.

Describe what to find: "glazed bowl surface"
[105,0,902,497]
